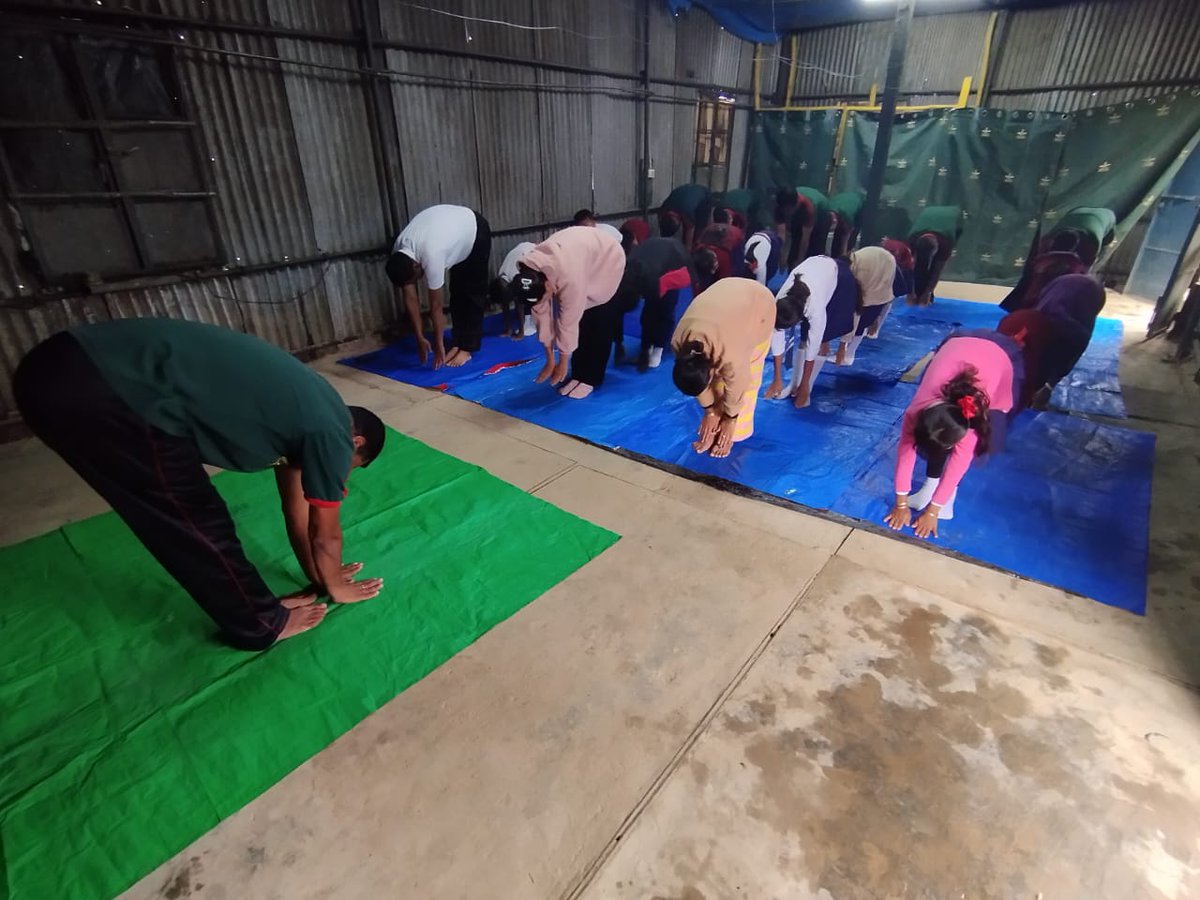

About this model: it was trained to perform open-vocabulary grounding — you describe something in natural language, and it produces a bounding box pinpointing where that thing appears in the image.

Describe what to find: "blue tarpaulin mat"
[342,293,1149,613]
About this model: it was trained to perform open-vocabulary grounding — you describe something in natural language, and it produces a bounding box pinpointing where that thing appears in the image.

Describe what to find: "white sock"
[809,355,827,382]
[938,488,957,520]
[842,334,864,365]
[910,477,940,510]
[647,346,663,368]
[523,314,536,336]
[787,343,805,395]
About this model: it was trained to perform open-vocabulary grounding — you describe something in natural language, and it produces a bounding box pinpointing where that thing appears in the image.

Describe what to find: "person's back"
[71,318,350,480]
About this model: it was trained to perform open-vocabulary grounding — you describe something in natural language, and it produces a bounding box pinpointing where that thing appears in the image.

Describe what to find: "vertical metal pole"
[356,0,402,239]
[859,0,914,243]
[641,0,651,215]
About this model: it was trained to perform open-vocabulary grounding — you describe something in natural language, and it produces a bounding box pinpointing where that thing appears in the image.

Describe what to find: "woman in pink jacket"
[884,332,1020,538]
[510,227,628,399]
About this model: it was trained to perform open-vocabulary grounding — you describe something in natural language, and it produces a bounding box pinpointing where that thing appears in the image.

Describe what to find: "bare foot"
[444,348,472,368]
[693,431,717,454]
[793,389,811,409]
[416,336,431,366]
[836,344,847,366]
[280,591,317,610]
[558,378,580,396]
[564,382,593,399]
[275,602,327,642]
[709,442,732,458]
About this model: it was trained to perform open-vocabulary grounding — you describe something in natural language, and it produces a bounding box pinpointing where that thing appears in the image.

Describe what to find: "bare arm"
[307,505,383,604]
[428,285,447,364]
[402,284,433,364]
[275,466,321,586]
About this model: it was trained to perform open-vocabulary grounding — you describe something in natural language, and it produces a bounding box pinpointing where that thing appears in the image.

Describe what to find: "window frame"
[0,28,225,288]
[692,94,735,192]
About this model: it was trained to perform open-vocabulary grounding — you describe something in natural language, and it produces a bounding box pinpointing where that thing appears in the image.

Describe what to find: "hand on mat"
[549,354,569,386]
[710,416,737,458]
[416,335,432,366]
[763,377,786,400]
[329,575,385,605]
[693,409,720,454]
[432,342,446,370]
[884,504,911,531]
[913,508,939,539]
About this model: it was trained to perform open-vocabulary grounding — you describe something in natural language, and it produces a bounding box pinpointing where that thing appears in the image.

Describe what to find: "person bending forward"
[670,279,778,458]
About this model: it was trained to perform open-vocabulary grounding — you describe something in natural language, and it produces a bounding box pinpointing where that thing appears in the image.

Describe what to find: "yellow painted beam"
[867,82,878,106]
[956,76,973,108]
[975,11,998,106]
[783,35,799,108]
[752,43,762,112]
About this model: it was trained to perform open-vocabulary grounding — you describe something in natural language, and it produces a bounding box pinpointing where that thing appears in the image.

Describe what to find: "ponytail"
[913,366,992,459]
[941,367,992,456]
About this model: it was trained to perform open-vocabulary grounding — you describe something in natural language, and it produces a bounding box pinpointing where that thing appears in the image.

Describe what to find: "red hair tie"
[957,395,978,420]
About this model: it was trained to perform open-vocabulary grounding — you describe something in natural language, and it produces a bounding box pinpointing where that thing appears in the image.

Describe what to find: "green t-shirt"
[715,188,757,215]
[660,183,711,220]
[1054,207,1116,246]
[72,318,353,505]
[828,191,865,222]
[910,205,963,241]
[795,186,829,214]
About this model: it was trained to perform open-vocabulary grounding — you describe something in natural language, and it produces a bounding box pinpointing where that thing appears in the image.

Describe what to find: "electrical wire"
[395,1,646,46]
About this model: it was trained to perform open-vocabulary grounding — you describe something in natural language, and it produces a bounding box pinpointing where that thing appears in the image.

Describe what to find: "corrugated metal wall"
[781,0,1200,109]
[0,0,757,428]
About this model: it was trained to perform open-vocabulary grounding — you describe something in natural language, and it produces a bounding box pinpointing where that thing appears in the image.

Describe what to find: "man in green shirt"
[13,319,387,650]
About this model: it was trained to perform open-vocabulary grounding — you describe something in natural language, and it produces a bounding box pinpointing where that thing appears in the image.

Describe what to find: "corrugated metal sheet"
[674,7,748,90]
[384,49,483,213]
[537,70,596,220]
[790,21,889,100]
[101,276,242,328]
[471,61,544,230]
[990,0,1200,111]
[591,77,640,214]
[227,261,336,349]
[381,0,538,59]
[178,29,319,265]
[275,38,388,252]
[901,12,989,98]
[323,254,394,342]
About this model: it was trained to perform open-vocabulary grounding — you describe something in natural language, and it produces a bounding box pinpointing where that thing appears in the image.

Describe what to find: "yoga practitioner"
[619,217,651,252]
[670,278,779,458]
[612,236,696,371]
[13,319,387,649]
[1000,208,1113,312]
[998,274,1106,408]
[836,246,897,367]
[744,222,784,287]
[657,183,713,248]
[711,187,758,231]
[510,226,627,399]
[775,186,830,268]
[572,208,623,244]
[692,221,747,290]
[826,191,865,259]
[908,205,962,307]
[491,241,537,338]
[884,331,1020,538]
[763,254,858,408]
[865,238,916,339]
[385,203,492,368]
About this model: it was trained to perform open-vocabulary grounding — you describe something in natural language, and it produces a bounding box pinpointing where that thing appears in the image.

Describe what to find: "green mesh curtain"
[747,109,841,228]
[748,91,1200,284]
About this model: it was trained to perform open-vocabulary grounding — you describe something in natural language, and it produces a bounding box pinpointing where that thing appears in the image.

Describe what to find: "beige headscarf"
[850,246,898,307]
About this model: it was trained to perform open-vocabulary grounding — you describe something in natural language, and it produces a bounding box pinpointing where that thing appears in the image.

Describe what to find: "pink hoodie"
[519,226,627,354]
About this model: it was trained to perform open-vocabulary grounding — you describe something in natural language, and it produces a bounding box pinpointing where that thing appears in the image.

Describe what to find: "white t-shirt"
[771,255,838,361]
[596,223,622,244]
[392,204,478,291]
[745,230,774,286]
[498,241,536,283]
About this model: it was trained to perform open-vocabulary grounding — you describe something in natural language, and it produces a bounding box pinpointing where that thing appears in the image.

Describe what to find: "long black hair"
[672,340,712,396]
[775,276,811,343]
[913,367,992,458]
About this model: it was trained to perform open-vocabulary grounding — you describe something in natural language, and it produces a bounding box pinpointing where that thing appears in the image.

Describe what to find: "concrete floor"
[2,286,1198,899]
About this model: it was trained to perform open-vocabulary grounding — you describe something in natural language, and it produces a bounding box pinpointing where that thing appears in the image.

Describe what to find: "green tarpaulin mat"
[0,429,617,900]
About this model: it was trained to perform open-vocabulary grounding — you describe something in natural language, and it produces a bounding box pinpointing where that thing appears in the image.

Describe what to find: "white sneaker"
[523,314,536,337]
[909,477,940,510]
[647,346,663,368]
